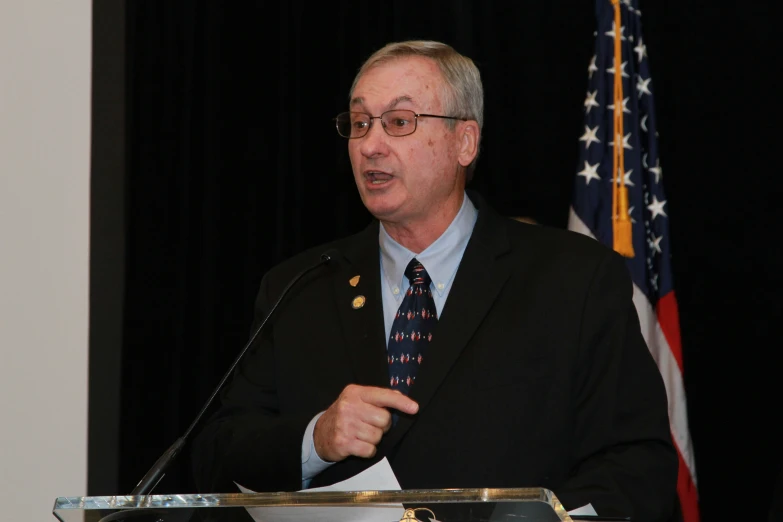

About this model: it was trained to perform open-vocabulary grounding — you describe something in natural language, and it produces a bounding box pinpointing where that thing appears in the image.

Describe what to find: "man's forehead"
[350,58,444,111]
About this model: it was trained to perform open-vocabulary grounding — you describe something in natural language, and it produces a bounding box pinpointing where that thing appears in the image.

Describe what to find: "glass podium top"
[53,487,574,522]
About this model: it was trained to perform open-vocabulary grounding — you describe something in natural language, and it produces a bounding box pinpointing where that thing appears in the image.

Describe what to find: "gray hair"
[349,41,484,179]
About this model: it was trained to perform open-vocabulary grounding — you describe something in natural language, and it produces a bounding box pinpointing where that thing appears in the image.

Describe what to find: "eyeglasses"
[334,110,467,139]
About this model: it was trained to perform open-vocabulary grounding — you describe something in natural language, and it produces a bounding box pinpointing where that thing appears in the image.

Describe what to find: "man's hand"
[313,384,419,463]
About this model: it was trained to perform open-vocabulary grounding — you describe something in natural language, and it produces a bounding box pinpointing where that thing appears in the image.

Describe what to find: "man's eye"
[352,120,369,129]
[391,118,411,127]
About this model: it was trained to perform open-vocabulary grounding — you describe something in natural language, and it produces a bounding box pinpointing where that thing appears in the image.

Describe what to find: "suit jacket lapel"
[378,193,514,452]
[333,222,389,388]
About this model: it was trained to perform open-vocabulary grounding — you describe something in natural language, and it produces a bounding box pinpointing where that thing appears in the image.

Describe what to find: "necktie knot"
[404,259,432,288]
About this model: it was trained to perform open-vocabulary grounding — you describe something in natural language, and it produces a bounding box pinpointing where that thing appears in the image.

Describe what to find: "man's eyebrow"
[385,95,414,111]
[348,95,415,112]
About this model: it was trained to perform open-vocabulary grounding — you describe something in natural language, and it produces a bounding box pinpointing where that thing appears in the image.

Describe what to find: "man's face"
[348,56,466,226]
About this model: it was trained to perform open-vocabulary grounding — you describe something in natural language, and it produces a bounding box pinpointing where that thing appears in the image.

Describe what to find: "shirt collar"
[379,193,478,297]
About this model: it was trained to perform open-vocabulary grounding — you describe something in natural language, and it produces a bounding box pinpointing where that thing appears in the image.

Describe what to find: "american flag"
[567,1,700,521]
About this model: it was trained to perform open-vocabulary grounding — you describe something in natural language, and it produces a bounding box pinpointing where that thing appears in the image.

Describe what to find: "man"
[191,40,677,522]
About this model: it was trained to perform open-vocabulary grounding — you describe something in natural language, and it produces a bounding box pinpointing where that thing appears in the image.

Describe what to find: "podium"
[53,487,580,522]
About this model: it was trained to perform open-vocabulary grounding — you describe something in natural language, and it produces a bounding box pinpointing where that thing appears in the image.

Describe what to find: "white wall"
[0,2,91,521]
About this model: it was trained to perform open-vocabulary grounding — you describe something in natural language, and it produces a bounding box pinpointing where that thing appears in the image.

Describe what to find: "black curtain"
[105,1,782,520]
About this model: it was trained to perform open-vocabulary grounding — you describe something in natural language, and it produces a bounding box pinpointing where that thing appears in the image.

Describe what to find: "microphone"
[129,249,339,496]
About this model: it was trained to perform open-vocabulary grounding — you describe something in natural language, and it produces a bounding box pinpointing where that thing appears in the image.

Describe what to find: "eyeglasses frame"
[334,110,468,139]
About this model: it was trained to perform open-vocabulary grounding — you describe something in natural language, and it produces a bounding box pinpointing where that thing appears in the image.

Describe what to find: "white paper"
[236,458,405,522]
[302,456,402,492]
[567,503,598,516]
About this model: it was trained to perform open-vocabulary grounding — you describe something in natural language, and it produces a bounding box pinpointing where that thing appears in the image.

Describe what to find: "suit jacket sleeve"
[554,250,678,522]
[190,272,312,493]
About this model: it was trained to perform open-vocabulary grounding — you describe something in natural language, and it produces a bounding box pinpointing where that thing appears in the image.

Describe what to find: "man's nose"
[359,119,390,157]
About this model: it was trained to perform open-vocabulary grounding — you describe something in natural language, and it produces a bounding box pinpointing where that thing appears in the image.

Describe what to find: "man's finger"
[381,413,393,433]
[347,439,377,459]
[354,424,384,446]
[360,387,419,414]
[357,403,393,429]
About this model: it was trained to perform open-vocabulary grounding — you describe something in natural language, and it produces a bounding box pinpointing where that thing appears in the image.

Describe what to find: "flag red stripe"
[657,291,684,373]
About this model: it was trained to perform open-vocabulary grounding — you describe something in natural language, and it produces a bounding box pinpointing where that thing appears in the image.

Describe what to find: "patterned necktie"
[388,258,438,395]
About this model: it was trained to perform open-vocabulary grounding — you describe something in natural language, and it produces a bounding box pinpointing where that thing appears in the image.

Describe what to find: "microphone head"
[320,248,340,264]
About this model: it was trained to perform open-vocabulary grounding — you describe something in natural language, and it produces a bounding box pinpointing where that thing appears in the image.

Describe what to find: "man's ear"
[457,121,479,168]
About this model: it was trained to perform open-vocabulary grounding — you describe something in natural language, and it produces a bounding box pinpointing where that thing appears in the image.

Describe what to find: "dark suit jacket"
[191,192,677,522]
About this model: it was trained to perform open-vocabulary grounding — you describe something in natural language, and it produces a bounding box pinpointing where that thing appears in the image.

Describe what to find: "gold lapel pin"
[352,295,366,309]
[349,275,360,287]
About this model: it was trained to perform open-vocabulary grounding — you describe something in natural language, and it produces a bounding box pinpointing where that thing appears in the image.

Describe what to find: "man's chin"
[361,193,403,221]
[366,205,400,222]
